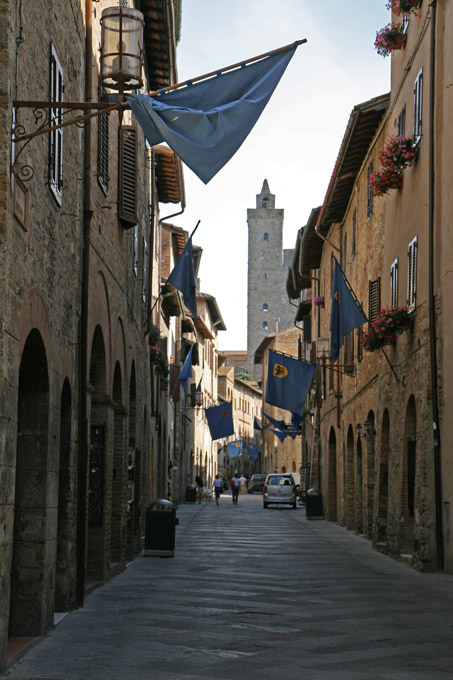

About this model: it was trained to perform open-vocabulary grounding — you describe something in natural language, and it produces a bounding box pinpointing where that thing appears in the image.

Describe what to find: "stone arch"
[365,410,376,539]
[111,361,125,567]
[377,409,391,544]
[400,395,416,555]
[10,329,51,637]
[55,378,76,612]
[327,427,337,521]
[346,425,355,530]
[88,272,111,365]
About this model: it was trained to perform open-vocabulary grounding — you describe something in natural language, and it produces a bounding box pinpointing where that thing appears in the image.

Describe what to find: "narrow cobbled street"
[5,494,453,680]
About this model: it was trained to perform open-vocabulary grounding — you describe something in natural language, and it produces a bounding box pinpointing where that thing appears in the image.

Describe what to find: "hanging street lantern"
[100,3,144,94]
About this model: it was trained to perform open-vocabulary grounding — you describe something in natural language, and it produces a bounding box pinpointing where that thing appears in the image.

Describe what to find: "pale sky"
[172,0,391,350]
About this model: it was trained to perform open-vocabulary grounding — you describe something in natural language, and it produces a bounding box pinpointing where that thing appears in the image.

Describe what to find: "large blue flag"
[270,428,287,443]
[265,350,315,414]
[178,345,193,392]
[263,412,285,431]
[227,440,242,458]
[127,45,298,184]
[167,235,197,316]
[245,442,261,462]
[330,258,368,363]
[205,402,234,441]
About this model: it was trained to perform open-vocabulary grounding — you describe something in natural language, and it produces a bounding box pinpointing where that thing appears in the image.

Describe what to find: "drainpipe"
[76,0,93,607]
[428,0,443,571]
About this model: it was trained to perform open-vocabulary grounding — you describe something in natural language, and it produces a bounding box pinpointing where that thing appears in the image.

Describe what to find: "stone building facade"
[246,180,296,377]
[0,0,184,670]
[289,0,453,574]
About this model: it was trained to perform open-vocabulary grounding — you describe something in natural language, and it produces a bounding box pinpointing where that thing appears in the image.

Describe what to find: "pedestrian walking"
[239,474,247,494]
[195,475,203,504]
[213,474,222,505]
[231,473,240,504]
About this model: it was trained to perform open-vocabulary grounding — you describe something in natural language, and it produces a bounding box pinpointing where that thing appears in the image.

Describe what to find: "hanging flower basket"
[374,23,406,57]
[362,306,413,352]
[314,295,325,308]
[369,135,417,196]
[386,0,422,16]
[148,325,160,345]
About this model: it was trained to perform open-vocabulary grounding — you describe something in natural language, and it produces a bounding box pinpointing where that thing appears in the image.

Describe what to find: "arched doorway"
[346,426,355,530]
[87,326,108,580]
[400,395,416,555]
[356,437,363,535]
[126,363,138,560]
[365,410,376,539]
[10,330,51,636]
[328,427,337,521]
[110,362,125,568]
[377,409,390,544]
[55,378,75,612]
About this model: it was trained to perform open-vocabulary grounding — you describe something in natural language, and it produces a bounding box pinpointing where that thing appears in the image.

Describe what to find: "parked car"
[263,473,297,509]
[248,474,266,494]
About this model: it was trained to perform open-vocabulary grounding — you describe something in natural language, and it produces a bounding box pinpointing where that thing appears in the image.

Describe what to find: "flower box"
[374,23,406,57]
[369,135,417,196]
[386,0,422,15]
[362,306,413,352]
[314,295,325,307]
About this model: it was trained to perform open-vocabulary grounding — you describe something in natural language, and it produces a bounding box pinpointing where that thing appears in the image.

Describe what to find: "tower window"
[263,232,269,241]
[262,303,268,312]
[262,321,268,330]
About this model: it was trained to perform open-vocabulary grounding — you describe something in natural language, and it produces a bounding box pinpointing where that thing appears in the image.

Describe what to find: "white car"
[263,473,297,509]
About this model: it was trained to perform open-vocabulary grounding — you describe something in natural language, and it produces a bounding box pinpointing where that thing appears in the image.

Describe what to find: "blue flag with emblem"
[245,442,261,462]
[178,345,193,393]
[265,350,315,414]
[253,417,261,431]
[330,258,368,364]
[205,402,234,441]
[167,233,197,317]
[127,44,299,184]
[227,439,243,458]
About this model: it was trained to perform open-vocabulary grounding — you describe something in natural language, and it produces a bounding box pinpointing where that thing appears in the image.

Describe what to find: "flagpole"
[145,40,307,98]
[189,220,201,240]
[335,259,400,383]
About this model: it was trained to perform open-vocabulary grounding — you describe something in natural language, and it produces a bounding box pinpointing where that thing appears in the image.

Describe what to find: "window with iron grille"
[118,125,137,226]
[49,44,63,204]
[408,237,417,308]
[97,95,110,194]
[368,277,381,322]
[367,161,373,220]
[398,105,406,138]
[391,258,399,309]
[344,331,354,373]
[413,68,423,143]
[351,209,356,261]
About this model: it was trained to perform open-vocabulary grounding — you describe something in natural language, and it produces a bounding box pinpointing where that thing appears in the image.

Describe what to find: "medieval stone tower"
[246,180,295,376]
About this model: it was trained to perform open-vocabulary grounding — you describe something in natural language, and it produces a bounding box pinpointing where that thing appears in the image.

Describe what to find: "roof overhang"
[155,145,185,205]
[198,293,226,331]
[316,93,390,236]
[139,0,181,92]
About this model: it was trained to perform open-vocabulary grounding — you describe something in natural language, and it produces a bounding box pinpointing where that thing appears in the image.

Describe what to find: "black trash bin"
[145,499,178,557]
[305,488,324,519]
[185,485,197,503]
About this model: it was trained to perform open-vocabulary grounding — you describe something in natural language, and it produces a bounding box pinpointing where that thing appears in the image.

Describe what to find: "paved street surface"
[4,492,453,680]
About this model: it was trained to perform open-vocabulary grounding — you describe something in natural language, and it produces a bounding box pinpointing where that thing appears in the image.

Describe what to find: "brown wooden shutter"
[344,331,354,373]
[368,277,381,322]
[98,108,110,194]
[118,125,137,227]
[357,326,363,363]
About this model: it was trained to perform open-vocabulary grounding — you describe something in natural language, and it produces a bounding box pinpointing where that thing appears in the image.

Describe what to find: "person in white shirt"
[239,475,247,494]
[213,474,222,505]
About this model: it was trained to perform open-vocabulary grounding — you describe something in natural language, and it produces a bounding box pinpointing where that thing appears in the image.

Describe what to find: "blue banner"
[330,258,367,363]
[178,345,193,392]
[227,440,243,458]
[245,442,261,462]
[263,412,285,430]
[265,350,315,414]
[127,45,298,184]
[205,402,234,441]
[167,236,197,317]
[270,428,287,443]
